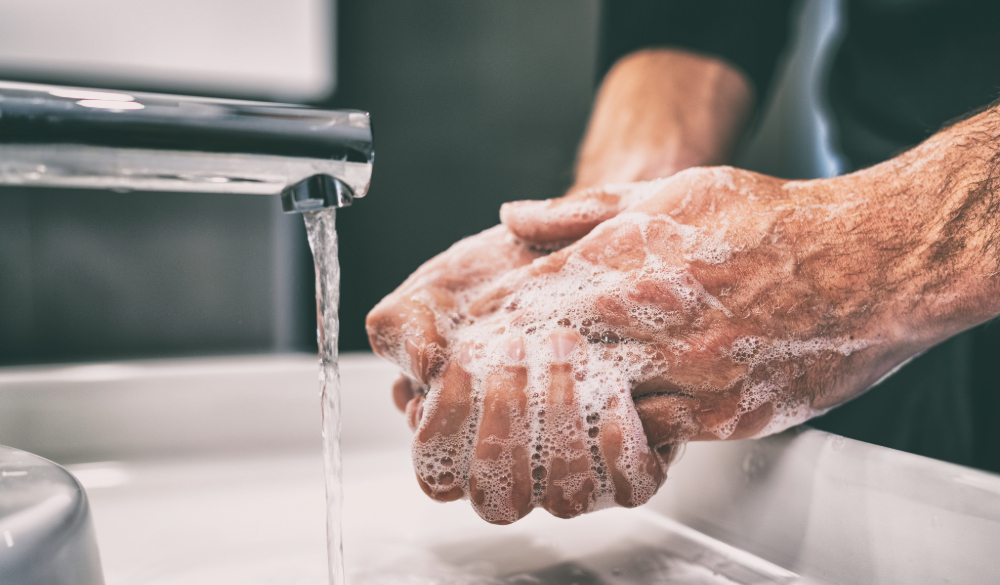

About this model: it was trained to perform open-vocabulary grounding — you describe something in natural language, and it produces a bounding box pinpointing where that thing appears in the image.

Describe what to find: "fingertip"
[499,200,540,241]
[416,472,464,502]
[543,473,595,519]
[727,402,775,441]
[599,419,632,508]
[416,360,473,444]
[416,473,434,498]
[599,396,668,508]
[406,337,447,383]
[364,303,396,359]
[392,375,416,412]
[436,486,465,502]
[498,199,540,226]
[405,395,425,431]
[633,393,699,448]
[501,193,618,245]
[656,443,685,468]
[405,337,424,382]
[510,444,534,521]
[470,361,532,524]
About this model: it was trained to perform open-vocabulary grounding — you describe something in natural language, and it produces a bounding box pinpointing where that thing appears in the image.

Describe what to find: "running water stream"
[304,208,345,585]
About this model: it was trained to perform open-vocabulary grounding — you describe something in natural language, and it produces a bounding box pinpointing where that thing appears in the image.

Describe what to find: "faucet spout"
[281,175,355,213]
[0,81,373,213]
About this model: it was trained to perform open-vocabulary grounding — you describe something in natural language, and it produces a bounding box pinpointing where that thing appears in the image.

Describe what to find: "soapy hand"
[368,165,933,524]
[492,167,914,450]
[367,215,675,523]
[367,224,546,419]
[368,75,1000,524]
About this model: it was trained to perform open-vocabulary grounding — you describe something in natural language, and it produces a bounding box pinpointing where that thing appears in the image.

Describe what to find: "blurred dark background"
[325,1,602,353]
[0,0,603,363]
[0,0,843,364]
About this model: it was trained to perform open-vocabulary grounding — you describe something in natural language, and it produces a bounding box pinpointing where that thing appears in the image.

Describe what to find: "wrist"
[848,110,1000,350]
[573,49,754,190]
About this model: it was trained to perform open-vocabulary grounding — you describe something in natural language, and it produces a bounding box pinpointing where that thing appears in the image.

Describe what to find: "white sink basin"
[1,353,999,584]
[68,450,795,585]
[0,446,104,585]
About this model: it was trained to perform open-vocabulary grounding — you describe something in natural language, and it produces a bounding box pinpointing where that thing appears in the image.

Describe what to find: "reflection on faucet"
[0,81,373,213]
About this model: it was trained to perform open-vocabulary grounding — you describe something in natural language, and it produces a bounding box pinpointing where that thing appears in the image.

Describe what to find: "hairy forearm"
[573,48,754,190]
[837,103,1000,352]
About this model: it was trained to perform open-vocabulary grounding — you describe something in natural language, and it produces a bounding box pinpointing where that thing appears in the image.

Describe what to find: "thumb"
[500,179,671,247]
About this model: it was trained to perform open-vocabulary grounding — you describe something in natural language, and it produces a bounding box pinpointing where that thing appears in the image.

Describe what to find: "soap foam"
[401,203,872,521]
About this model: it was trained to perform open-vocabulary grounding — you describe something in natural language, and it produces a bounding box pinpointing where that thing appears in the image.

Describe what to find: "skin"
[513,49,755,246]
[367,48,1000,524]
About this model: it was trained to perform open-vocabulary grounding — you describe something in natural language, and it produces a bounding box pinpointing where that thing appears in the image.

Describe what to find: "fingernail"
[406,338,424,382]
[458,343,475,367]
[657,443,686,467]
[392,376,415,413]
[501,200,537,213]
[406,395,425,431]
[504,337,525,361]
[550,332,578,361]
[500,200,543,222]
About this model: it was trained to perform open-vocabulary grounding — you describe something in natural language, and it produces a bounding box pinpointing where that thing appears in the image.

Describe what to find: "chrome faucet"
[0,81,373,213]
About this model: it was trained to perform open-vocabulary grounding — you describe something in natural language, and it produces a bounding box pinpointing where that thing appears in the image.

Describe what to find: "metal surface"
[0,81,373,211]
[0,445,104,585]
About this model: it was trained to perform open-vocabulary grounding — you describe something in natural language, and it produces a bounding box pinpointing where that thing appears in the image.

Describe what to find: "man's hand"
[487,103,1000,492]
[371,47,754,391]
[489,168,906,452]
[367,46,1000,524]
[369,168,892,524]
[571,49,754,190]
[367,225,546,424]
[498,49,754,248]
[368,99,1000,524]
[366,48,757,524]
[388,167,896,524]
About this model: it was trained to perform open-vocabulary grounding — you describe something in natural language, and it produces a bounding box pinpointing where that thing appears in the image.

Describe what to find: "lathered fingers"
[468,348,533,524]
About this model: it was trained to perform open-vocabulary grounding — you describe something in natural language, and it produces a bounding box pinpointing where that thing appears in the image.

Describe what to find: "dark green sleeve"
[599,0,796,97]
